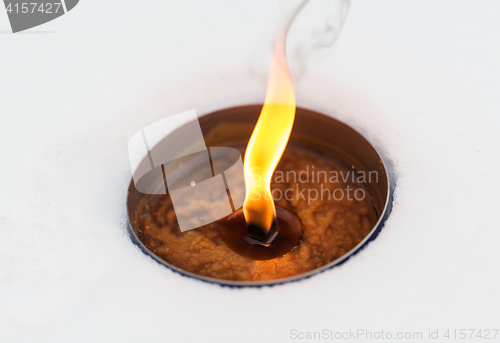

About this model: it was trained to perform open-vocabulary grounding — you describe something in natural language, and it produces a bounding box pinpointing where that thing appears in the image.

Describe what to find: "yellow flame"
[243,37,296,231]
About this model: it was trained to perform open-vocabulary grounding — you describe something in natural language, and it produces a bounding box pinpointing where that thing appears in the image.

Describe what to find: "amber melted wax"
[133,143,379,282]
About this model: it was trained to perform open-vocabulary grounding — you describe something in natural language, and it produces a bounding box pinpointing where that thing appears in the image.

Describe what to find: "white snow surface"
[1,0,499,342]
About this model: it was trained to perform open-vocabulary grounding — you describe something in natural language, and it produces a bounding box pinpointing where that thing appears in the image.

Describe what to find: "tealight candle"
[127,105,390,286]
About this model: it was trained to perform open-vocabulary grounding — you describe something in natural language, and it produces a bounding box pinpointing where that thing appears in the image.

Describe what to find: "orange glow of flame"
[243,37,296,232]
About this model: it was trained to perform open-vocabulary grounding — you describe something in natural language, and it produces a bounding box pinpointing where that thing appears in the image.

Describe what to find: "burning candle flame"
[242,0,350,236]
[242,35,296,234]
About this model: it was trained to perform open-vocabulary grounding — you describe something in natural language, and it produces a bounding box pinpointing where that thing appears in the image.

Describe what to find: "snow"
[1,0,499,341]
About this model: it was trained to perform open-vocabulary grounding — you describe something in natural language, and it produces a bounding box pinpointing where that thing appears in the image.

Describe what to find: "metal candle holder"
[126,105,393,287]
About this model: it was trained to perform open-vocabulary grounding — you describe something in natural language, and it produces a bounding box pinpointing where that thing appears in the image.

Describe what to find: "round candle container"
[126,105,392,286]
